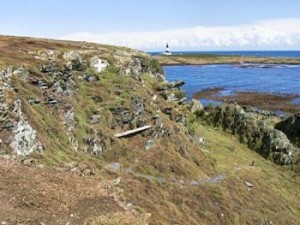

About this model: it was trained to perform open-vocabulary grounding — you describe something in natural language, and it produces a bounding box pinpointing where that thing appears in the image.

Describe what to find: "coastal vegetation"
[0,35,299,224]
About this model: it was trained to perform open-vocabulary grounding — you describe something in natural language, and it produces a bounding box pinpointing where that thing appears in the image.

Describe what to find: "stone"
[88,114,101,124]
[200,103,299,165]
[245,181,253,188]
[40,62,59,73]
[28,99,40,105]
[70,58,84,71]
[167,93,178,102]
[82,168,95,176]
[22,158,36,166]
[84,74,99,82]
[162,107,172,115]
[46,97,58,105]
[10,119,42,156]
[198,137,205,144]
[63,51,82,61]
[175,114,185,123]
[167,80,185,89]
[90,56,109,73]
[131,96,145,115]
[106,162,120,172]
[145,139,154,151]
[13,67,29,79]
[275,113,300,148]
[189,99,203,113]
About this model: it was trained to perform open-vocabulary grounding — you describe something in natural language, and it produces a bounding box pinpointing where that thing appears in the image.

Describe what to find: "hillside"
[0,35,299,225]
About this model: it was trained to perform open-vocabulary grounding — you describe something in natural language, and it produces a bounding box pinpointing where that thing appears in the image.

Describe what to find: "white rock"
[90,56,109,73]
[245,181,253,188]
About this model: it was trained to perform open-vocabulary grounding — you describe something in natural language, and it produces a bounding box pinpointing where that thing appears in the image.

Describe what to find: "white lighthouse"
[161,43,172,56]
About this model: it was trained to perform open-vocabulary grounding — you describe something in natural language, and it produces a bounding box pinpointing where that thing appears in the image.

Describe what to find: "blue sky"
[0,0,300,50]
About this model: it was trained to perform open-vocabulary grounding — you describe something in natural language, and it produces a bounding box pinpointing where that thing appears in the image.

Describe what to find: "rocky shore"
[155,54,300,66]
[193,87,300,114]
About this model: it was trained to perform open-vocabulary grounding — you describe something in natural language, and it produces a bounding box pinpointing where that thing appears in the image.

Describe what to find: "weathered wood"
[114,125,152,138]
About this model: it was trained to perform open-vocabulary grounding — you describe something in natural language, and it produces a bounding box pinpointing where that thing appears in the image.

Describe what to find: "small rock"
[28,99,40,105]
[88,114,101,124]
[145,140,154,151]
[90,56,109,73]
[152,95,157,102]
[162,107,172,115]
[113,177,121,185]
[198,137,205,144]
[82,168,95,176]
[167,93,178,102]
[167,80,185,89]
[22,158,36,166]
[189,99,203,113]
[245,181,253,188]
[106,162,120,172]
[175,114,185,123]
[84,74,99,82]
[190,180,199,186]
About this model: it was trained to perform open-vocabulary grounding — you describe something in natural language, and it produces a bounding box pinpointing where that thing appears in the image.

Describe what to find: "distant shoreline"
[154,54,300,66]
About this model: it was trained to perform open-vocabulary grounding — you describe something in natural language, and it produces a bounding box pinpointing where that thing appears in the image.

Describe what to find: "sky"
[0,0,300,51]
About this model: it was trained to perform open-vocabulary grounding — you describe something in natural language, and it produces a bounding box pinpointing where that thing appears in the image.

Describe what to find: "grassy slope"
[0,35,299,224]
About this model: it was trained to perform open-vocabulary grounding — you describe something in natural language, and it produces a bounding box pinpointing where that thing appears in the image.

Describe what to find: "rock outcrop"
[275,113,300,148]
[198,103,299,165]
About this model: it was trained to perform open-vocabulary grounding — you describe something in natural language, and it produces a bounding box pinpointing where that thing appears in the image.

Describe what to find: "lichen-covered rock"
[199,103,299,165]
[9,100,43,156]
[63,51,82,61]
[90,56,109,73]
[275,113,300,148]
[188,99,203,113]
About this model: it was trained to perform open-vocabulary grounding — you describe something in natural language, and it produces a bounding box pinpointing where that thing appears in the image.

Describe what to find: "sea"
[161,51,300,106]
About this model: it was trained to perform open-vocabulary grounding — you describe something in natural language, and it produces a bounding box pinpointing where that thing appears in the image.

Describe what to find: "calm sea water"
[164,64,300,104]
[150,51,300,58]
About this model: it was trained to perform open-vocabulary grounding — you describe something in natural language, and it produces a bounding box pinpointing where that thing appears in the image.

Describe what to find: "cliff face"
[0,36,300,225]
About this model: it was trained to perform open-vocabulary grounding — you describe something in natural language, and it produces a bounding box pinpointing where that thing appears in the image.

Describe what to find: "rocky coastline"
[193,87,300,114]
[155,54,300,66]
[0,35,300,224]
